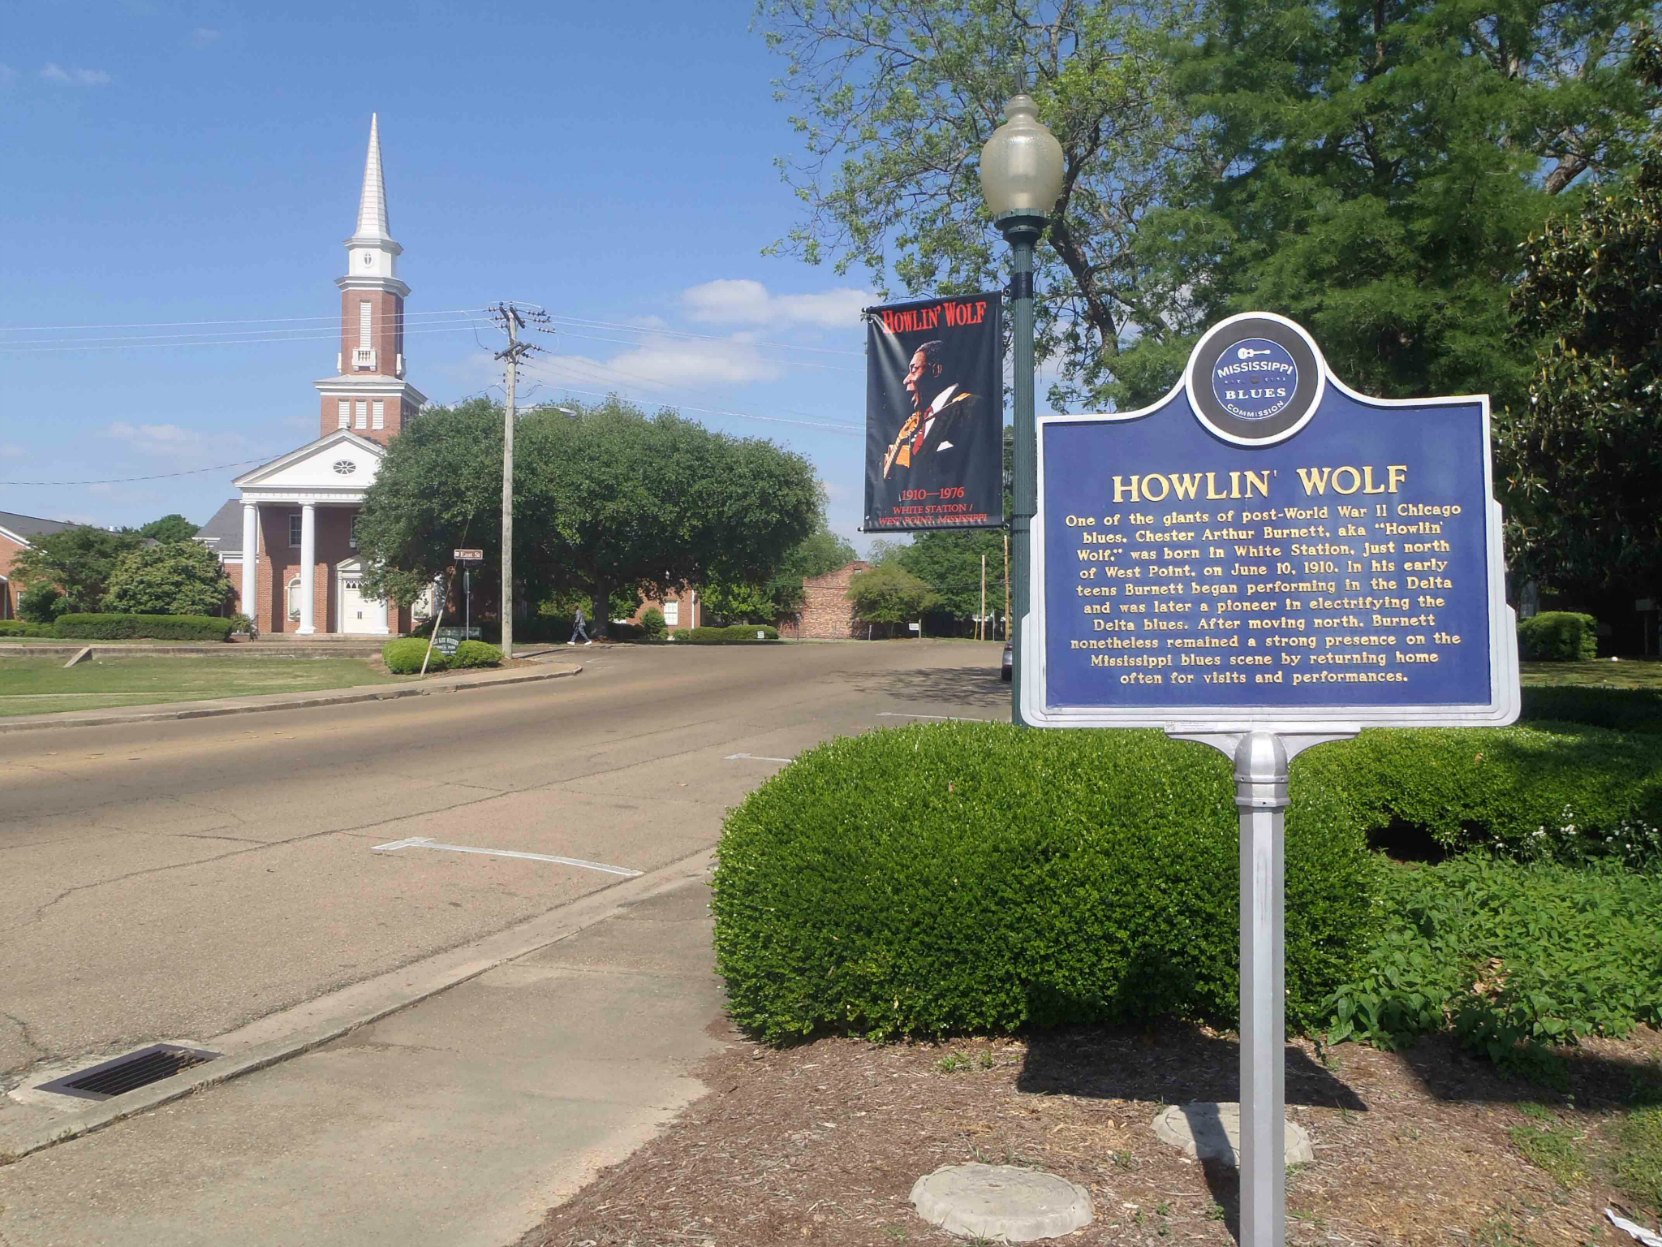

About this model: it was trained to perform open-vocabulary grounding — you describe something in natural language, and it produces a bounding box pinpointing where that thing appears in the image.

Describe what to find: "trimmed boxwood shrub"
[0,619,55,637]
[1518,611,1599,661]
[451,640,503,668]
[680,624,780,644]
[1295,723,1662,866]
[640,607,666,640]
[1523,684,1662,735]
[712,723,1375,1044]
[52,613,232,641]
[382,637,449,674]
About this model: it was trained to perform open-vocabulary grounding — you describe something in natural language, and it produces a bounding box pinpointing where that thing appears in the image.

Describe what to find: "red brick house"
[198,116,425,636]
[0,511,77,620]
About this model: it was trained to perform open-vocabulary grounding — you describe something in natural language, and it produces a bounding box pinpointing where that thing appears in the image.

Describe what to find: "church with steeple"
[199,116,426,635]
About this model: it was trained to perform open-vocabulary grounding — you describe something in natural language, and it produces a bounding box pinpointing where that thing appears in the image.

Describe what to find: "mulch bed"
[521,1021,1662,1247]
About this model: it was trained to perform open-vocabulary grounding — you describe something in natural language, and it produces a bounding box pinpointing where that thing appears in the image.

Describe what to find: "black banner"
[863,292,1004,531]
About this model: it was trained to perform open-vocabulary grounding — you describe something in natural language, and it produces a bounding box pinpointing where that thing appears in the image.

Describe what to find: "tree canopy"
[1500,32,1662,601]
[12,526,142,613]
[130,513,199,544]
[103,539,232,615]
[761,0,1658,409]
[357,397,823,633]
[702,520,857,623]
[846,561,938,629]
[895,528,1004,631]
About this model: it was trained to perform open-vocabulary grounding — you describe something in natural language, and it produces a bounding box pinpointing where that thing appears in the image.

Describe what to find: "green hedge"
[52,613,232,641]
[382,637,449,674]
[451,640,503,668]
[0,619,55,637]
[1326,857,1662,1076]
[1518,611,1599,661]
[1522,684,1662,735]
[1296,723,1662,866]
[713,723,1375,1044]
[674,624,780,644]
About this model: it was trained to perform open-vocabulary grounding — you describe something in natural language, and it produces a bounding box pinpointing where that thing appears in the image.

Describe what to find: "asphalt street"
[0,640,1005,1107]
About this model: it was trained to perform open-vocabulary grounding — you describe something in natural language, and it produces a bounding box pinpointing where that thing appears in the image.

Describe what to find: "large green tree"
[763,0,1656,410]
[761,0,1197,408]
[12,525,142,613]
[103,540,232,616]
[896,527,1005,632]
[358,398,822,636]
[1114,0,1657,409]
[846,562,938,631]
[1500,33,1662,601]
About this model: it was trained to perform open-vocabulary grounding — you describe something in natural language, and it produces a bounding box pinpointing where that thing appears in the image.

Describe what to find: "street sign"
[1024,311,1518,730]
[1025,312,1518,1247]
[452,548,484,562]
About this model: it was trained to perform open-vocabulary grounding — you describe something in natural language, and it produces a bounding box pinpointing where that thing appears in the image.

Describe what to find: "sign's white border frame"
[1020,325,1521,732]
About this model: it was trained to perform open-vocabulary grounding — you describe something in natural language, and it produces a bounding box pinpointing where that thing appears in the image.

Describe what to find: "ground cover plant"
[0,657,399,716]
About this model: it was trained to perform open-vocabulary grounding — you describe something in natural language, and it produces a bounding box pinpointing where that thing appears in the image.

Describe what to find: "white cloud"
[106,422,252,457]
[536,333,782,392]
[190,27,221,47]
[40,63,111,86]
[683,279,871,330]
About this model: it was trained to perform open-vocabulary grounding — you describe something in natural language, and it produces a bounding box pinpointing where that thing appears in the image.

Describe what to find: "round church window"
[333,459,358,475]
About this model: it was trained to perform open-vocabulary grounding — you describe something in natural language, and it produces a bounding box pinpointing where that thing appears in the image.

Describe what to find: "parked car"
[1000,642,1013,682]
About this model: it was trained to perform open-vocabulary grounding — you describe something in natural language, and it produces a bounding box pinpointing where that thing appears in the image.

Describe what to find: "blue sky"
[0,1,904,548]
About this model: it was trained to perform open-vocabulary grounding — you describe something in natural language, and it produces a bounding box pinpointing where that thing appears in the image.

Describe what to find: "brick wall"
[247,504,406,633]
[0,533,22,619]
[779,561,871,640]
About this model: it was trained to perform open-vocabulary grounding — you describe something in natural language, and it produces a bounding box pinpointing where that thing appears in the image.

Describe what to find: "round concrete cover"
[1152,1101,1314,1167]
[910,1163,1093,1242]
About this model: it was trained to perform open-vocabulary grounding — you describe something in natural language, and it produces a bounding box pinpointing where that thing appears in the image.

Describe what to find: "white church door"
[336,561,388,635]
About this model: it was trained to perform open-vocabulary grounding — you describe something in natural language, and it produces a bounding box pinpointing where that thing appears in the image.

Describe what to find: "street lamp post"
[980,92,1065,725]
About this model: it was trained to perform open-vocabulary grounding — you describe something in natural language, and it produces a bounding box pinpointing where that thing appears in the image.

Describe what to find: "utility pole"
[490,303,548,657]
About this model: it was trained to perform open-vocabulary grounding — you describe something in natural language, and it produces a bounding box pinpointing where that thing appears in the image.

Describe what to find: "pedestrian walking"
[569,605,593,645]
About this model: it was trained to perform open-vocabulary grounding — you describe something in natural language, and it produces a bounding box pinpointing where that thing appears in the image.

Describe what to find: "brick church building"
[198,116,425,635]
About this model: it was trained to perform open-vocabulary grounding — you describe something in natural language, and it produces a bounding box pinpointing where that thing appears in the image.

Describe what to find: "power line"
[0,322,494,355]
[0,456,277,486]
[0,307,497,334]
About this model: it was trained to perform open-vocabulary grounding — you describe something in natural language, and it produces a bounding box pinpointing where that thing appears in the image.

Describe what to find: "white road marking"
[724,752,793,763]
[371,836,641,877]
[876,712,995,723]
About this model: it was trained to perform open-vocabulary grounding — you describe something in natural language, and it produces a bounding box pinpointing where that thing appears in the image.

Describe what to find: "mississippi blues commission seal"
[1185,314,1325,446]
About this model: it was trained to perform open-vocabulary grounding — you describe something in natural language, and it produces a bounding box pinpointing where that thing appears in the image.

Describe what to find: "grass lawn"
[0,657,404,717]
[1522,658,1662,690]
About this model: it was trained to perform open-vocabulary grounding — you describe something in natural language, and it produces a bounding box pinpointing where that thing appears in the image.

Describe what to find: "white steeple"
[344,113,402,280]
[354,113,392,242]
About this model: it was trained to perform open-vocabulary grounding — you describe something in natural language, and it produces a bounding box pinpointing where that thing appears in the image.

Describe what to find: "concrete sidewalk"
[0,854,730,1247]
[0,660,583,734]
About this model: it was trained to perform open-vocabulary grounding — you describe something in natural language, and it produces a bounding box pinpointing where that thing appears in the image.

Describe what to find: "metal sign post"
[1018,313,1519,1247]
[452,549,482,643]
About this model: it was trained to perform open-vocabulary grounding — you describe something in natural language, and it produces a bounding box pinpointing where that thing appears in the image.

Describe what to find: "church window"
[338,400,350,430]
[663,600,680,627]
[288,514,302,547]
[355,401,368,430]
[286,574,303,623]
[349,516,360,548]
[372,400,385,430]
[358,302,372,349]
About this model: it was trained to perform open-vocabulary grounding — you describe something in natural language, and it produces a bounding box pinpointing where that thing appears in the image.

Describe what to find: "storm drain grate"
[38,1044,221,1102]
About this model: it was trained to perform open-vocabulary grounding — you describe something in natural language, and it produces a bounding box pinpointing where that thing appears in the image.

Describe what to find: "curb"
[0,846,715,1162]
[0,664,583,734]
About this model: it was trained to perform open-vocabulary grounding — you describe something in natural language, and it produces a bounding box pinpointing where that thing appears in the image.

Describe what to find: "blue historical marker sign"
[1024,312,1520,729]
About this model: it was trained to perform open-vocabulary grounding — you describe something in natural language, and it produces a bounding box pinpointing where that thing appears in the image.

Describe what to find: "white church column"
[241,503,260,627]
[297,503,317,635]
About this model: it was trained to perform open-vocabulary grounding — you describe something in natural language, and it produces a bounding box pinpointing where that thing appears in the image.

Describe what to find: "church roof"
[195,499,243,556]
[0,510,77,544]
